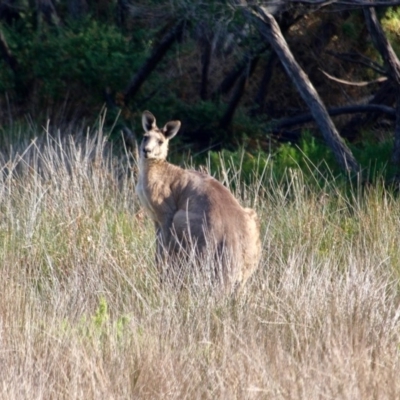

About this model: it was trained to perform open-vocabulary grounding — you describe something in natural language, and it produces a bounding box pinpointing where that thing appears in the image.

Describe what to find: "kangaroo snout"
[142,147,152,157]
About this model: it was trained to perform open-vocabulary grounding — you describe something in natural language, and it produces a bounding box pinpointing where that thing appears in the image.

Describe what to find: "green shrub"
[1,17,146,111]
[205,131,397,188]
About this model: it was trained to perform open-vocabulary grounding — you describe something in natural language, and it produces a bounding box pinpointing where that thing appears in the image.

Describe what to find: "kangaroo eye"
[158,140,163,145]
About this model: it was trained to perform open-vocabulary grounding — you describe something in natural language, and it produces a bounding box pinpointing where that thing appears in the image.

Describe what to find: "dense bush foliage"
[1,16,145,115]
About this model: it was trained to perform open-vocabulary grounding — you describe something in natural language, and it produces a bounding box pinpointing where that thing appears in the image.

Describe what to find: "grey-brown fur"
[136,111,261,292]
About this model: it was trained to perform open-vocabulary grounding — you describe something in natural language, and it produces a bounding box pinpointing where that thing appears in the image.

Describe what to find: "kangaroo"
[136,111,261,292]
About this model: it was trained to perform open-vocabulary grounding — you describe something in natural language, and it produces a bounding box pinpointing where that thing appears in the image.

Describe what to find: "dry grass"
[0,126,400,399]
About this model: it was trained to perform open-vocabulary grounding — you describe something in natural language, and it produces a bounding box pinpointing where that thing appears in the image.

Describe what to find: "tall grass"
[0,125,400,399]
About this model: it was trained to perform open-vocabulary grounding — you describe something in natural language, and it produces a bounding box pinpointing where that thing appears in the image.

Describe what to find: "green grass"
[0,125,400,399]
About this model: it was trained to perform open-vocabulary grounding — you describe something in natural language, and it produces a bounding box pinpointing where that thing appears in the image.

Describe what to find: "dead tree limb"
[363,4,400,168]
[325,50,386,75]
[271,104,395,132]
[123,20,185,103]
[319,69,387,86]
[248,7,359,173]
[364,8,400,85]
[252,13,298,117]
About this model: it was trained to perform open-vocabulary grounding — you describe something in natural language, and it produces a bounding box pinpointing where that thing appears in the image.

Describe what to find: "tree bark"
[252,13,299,117]
[249,7,359,173]
[123,20,185,103]
[363,5,400,169]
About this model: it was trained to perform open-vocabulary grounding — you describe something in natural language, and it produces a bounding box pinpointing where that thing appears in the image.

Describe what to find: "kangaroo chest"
[136,167,176,224]
[136,173,158,221]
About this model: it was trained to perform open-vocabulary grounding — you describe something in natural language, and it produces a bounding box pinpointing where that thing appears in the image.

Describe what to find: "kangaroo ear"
[142,111,157,132]
[162,120,181,140]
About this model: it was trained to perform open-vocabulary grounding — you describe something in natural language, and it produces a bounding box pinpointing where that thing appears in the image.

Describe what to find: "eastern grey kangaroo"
[136,111,261,292]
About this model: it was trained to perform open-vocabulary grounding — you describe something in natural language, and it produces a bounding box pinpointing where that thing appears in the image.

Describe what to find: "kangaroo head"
[140,111,181,161]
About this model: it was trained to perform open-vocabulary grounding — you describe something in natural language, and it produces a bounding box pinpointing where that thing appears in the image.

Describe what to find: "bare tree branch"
[272,104,396,131]
[319,68,388,86]
[252,11,302,116]
[325,50,387,75]
[123,20,185,103]
[364,9,400,85]
[246,6,359,173]
[362,4,400,170]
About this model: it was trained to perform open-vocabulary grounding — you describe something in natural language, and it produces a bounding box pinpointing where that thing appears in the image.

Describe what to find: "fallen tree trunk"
[248,7,359,173]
